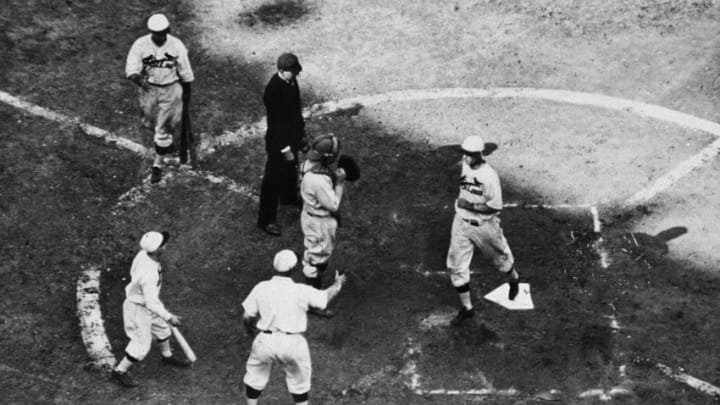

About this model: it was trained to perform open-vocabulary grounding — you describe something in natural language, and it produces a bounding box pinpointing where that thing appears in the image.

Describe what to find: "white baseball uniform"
[446,160,514,287]
[122,250,173,361]
[242,276,328,394]
[300,160,341,278]
[125,34,194,142]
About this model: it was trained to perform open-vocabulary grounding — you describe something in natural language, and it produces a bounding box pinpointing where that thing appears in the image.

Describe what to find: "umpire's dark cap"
[277,53,302,72]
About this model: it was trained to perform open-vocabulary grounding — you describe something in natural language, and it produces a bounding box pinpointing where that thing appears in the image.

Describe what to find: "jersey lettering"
[142,52,178,69]
[459,175,486,196]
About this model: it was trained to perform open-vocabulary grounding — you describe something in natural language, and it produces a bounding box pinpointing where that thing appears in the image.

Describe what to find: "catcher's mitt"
[338,155,360,182]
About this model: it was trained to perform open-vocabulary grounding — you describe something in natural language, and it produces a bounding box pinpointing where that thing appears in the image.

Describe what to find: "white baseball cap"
[461,135,485,154]
[139,231,169,253]
[273,249,297,272]
[147,13,170,32]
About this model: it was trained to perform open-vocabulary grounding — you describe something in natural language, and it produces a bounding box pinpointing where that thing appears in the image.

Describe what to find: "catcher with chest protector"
[298,134,359,317]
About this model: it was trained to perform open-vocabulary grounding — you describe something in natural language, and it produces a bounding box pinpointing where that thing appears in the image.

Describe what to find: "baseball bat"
[171,326,197,363]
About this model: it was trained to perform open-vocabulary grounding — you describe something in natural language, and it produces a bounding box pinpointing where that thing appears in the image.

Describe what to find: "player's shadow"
[612,226,688,264]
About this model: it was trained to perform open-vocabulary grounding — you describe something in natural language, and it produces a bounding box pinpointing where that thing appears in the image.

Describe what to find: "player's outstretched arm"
[325,271,346,304]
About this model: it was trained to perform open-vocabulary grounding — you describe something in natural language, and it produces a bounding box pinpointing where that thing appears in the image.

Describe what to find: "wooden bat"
[171,326,197,363]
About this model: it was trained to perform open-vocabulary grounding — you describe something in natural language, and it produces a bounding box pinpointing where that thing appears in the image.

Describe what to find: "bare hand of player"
[283,150,295,162]
[168,315,182,326]
[335,167,347,183]
[335,271,346,286]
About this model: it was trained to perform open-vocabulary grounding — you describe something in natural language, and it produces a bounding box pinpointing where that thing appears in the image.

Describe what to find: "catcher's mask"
[307,134,340,163]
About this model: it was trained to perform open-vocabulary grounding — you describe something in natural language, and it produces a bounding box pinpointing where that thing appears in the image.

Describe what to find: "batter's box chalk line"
[0,88,716,398]
[410,310,636,401]
[415,203,609,280]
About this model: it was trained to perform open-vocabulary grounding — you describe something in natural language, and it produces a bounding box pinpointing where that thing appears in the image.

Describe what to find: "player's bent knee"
[292,392,309,403]
[245,384,262,399]
[449,270,470,288]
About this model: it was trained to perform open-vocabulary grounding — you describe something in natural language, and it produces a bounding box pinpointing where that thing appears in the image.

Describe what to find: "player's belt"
[461,217,482,226]
[261,330,299,335]
[146,80,178,87]
[304,210,331,218]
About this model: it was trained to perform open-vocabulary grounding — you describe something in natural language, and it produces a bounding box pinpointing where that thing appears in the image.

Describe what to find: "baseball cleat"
[508,279,519,301]
[161,354,192,368]
[111,370,139,388]
[258,223,281,236]
[450,307,475,327]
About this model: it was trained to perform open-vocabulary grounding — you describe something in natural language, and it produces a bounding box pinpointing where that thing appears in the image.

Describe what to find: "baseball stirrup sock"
[159,339,172,357]
[115,357,134,372]
[245,385,262,399]
[455,283,470,293]
[292,392,309,402]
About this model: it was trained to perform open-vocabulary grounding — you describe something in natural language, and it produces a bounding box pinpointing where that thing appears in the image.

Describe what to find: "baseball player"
[299,134,346,317]
[446,135,520,326]
[111,231,191,388]
[125,13,195,183]
[241,249,346,405]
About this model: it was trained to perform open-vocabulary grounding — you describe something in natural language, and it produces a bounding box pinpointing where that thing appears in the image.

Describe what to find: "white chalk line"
[625,136,720,206]
[591,206,611,269]
[656,363,720,397]
[307,88,720,207]
[76,266,115,370]
[408,311,634,400]
[3,87,717,397]
[418,204,606,278]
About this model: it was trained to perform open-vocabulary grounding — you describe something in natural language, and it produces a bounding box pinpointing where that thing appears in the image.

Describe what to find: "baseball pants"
[138,82,183,143]
[122,299,172,361]
[244,332,312,394]
[300,210,337,278]
[446,214,514,287]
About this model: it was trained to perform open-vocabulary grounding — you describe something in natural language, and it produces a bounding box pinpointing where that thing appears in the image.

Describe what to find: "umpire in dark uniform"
[257,53,307,236]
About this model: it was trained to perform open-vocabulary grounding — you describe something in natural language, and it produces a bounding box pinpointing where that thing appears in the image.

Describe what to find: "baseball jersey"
[455,161,503,221]
[242,276,327,333]
[124,250,172,321]
[125,34,194,85]
[301,162,340,217]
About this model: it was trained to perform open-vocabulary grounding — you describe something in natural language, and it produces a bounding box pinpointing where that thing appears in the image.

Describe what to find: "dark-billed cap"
[277,53,302,72]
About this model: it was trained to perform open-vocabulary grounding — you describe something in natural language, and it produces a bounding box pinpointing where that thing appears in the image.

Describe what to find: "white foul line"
[3,87,718,398]
[306,88,720,206]
[625,137,720,206]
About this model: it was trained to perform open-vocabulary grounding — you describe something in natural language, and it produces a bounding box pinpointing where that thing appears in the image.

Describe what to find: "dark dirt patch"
[238,0,310,28]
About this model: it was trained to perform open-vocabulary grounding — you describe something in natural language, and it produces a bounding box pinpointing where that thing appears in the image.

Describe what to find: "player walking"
[299,134,346,317]
[112,231,191,388]
[241,249,346,405]
[446,135,520,326]
[125,13,195,183]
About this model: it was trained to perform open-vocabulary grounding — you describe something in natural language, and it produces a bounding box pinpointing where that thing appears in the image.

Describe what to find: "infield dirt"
[2,1,720,404]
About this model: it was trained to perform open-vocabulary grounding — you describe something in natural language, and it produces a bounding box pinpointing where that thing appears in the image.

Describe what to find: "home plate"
[484,283,534,310]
